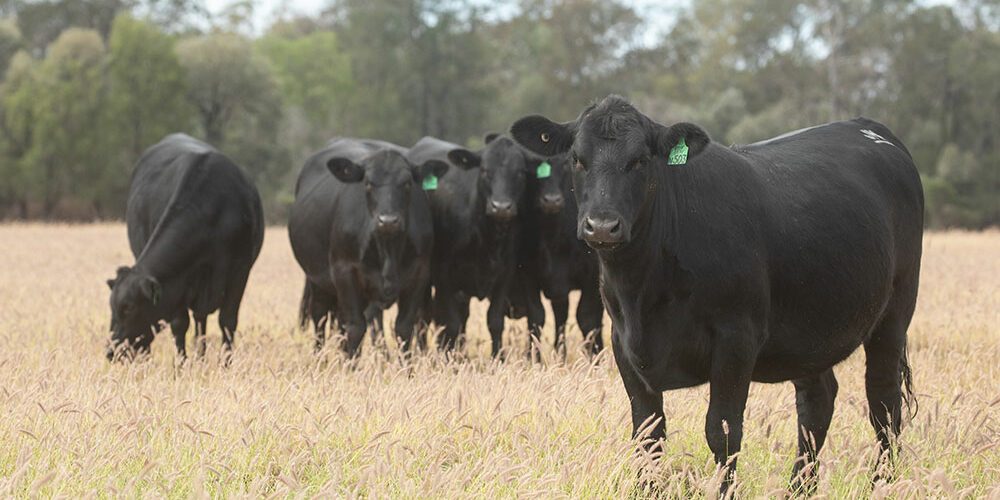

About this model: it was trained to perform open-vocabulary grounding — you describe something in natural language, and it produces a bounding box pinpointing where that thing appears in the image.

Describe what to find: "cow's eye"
[517,170,525,179]
[480,169,488,179]
[572,153,584,170]
[631,157,646,171]
[365,182,373,192]
[403,180,412,190]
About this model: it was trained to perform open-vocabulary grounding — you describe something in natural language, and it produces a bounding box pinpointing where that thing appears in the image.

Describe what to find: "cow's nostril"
[609,219,621,234]
[584,217,596,233]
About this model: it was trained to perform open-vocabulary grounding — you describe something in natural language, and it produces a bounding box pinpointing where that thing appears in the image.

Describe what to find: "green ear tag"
[536,161,552,179]
[668,138,689,165]
[152,291,158,306]
[422,174,438,191]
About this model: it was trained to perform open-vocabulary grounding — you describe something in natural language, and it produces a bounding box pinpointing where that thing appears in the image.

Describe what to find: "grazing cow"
[289,138,447,356]
[525,152,604,356]
[106,134,264,362]
[511,95,922,492]
[406,134,541,356]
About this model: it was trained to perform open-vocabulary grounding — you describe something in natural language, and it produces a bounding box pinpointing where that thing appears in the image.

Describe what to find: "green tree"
[0,17,22,76]
[258,29,355,148]
[0,50,36,216]
[19,28,109,217]
[101,14,191,215]
[176,32,280,147]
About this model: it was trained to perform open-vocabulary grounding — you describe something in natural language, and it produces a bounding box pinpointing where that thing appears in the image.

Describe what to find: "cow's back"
[126,134,262,261]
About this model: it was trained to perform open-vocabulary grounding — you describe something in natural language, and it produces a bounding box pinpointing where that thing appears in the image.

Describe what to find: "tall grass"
[0,224,997,498]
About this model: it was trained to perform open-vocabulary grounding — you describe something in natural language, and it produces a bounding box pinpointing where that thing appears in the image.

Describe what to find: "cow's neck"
[371,229,407,290]
[598,166,689,295]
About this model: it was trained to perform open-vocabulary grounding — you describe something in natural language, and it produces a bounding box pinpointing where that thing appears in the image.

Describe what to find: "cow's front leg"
[705,319,758,495]
[486,297,506,358]
[394,285,424,354]
[170,311,190,359]
[611,327,665,448]
[332,264,365,357]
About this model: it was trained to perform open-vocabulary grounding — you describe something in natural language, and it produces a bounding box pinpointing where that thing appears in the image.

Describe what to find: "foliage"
[0,0,996,226]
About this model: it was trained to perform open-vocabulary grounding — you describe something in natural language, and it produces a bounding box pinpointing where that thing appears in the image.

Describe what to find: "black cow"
[524,152,604,356]
[289,137,447,356]
[406,134,541,356]
[511,95,922,492]
[106,134,264,362]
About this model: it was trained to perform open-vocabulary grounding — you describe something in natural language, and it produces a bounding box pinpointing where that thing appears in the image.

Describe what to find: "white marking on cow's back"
[860,129,898,148]
[747,124,826,147]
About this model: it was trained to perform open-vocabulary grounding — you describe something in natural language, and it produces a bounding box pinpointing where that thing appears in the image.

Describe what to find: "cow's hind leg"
[864,281,918,483]
[218,268,252,366]
[193,315,207,358]
[790,368,838,493]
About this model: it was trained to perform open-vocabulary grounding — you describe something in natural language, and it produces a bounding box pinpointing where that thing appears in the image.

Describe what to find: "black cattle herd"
[104,95,924,493]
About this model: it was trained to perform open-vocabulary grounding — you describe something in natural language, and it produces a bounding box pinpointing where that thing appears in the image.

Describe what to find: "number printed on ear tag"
[422,174,438,191]
[536,161,552,179]
[668,138,688,165]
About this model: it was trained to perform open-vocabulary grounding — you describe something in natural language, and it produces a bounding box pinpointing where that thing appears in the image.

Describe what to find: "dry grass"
[0,223,998,498]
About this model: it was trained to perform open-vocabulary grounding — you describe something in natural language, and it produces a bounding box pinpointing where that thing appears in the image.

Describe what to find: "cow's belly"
[752,260,895,382]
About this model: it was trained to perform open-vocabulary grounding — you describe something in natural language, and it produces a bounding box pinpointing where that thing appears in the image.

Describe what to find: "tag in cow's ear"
[667,138,688,165]
[422,174,438,191]
[655,122,710,164]
[536,161,552,178]
[326,157,365,183]
[139,275,161,306]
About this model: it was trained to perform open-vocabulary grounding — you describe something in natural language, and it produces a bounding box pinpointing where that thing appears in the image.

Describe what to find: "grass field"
[0,224,998,498]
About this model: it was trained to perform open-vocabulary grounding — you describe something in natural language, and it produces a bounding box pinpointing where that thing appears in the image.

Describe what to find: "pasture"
[1,223,998,498]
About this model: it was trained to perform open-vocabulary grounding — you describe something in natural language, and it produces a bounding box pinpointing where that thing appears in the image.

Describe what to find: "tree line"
[0,0,996,227]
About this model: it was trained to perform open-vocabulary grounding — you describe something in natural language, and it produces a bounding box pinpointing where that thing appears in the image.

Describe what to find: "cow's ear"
[447,148,481,170]
[510,115,576,157]
[483,132,501,145]
[411,159,449,183]
[139,275,161,306]
[652,122,711,165]
[327,157,365,183]
[106,278,116,290]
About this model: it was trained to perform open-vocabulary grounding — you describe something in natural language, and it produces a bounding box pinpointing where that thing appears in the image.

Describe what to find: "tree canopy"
[0,0,996,227]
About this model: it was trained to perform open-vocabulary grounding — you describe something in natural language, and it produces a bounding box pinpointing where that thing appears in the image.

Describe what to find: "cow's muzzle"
[487,198,516,221]
[375,213,402,235]
[538,193,564,214]
[582,214,626,249]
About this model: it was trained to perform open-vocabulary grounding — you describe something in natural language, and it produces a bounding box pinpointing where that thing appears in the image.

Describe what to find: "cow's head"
[532,153,572,215]
[328,149,447,300]
[447,134,531,223]
[511,95,710,250]
[105,266,159,361]
[328,150,448,236]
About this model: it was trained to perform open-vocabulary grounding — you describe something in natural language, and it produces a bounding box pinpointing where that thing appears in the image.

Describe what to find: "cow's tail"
[298,279,312,330]
[901,342,917,419]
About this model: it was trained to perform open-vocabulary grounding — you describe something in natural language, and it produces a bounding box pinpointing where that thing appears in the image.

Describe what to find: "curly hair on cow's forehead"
[580,95,644,140]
